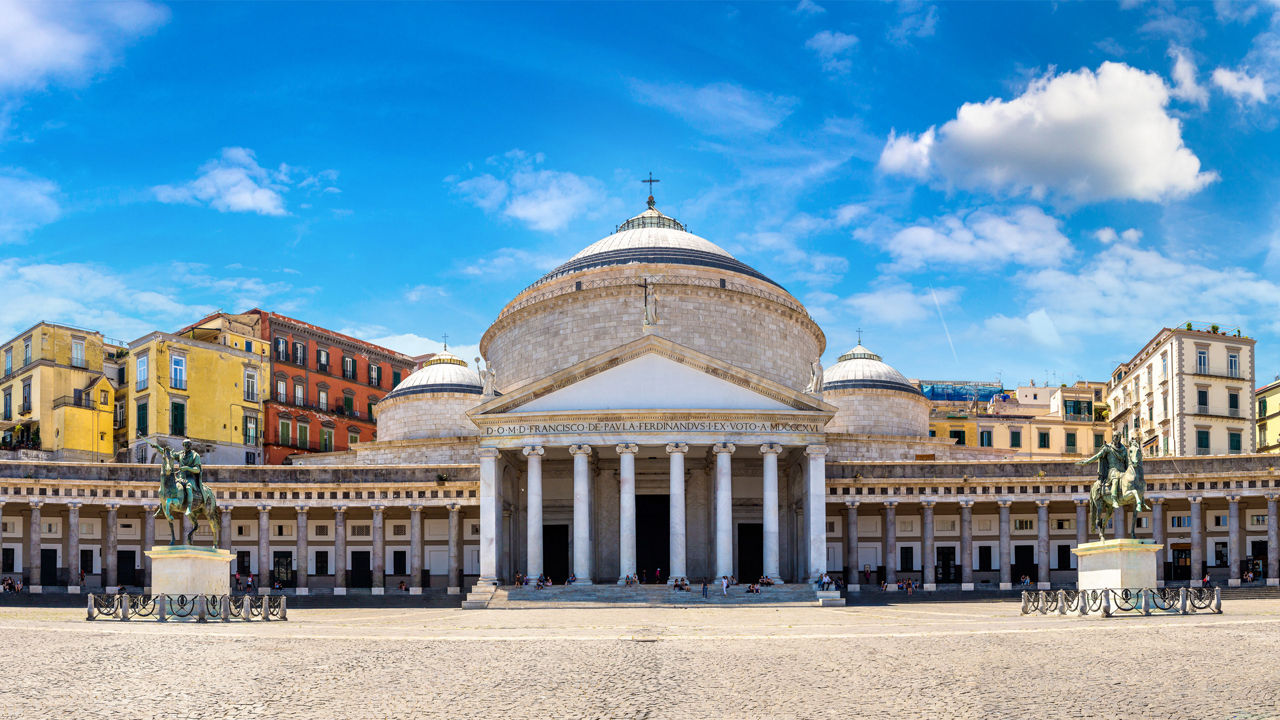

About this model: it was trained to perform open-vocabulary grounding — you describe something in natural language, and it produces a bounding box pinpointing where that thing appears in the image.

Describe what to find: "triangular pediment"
[470,334,833,417]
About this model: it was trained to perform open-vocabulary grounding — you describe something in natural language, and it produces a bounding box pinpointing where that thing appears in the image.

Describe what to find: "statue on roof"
[642,277,659,327]
[476,357,497,397]
[805,358,824,396]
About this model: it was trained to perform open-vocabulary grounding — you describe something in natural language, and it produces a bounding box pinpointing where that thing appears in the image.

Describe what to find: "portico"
[467,335,834,586]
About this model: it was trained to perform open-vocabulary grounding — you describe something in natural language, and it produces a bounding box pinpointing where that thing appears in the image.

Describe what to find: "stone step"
[488,583,818,608]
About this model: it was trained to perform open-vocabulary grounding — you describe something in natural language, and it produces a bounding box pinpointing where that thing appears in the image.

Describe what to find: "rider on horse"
[1079,435,1127,507]
[175,438,203,506]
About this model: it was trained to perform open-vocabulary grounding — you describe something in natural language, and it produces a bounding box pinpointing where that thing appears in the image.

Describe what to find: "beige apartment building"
[1109,324,1256,457]
[928,381,1112,459]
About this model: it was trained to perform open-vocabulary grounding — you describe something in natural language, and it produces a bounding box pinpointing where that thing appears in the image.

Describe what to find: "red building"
[240,310,416,464]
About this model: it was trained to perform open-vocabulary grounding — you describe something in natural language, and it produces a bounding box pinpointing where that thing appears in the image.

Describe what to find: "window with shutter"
[171,401,186,436]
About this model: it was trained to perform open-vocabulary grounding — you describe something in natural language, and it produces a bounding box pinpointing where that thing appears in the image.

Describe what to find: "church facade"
[2,201,1279,596]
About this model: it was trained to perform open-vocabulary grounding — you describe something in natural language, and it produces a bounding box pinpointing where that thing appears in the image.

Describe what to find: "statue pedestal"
[144,545,233,597]
[1072,539,1162,590]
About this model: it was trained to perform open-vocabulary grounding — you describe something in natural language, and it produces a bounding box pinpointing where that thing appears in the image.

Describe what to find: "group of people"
[1,577,21,594]
[881,578,917,594]
[817,572,843,591]
[233,572,255,594]
[671,577,690,591]
[514,572,558,589]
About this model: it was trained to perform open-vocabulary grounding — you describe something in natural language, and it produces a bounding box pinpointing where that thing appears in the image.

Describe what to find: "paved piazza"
[1,601,1279,719]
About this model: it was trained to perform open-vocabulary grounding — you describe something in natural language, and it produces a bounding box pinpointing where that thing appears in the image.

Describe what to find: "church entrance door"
[635,495,669,583]
[544,525,569,583]
[737,523,762,581]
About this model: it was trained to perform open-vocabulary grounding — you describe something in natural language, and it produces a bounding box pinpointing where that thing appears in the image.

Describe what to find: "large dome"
[376,350,482,441]
[481,200,825,394]
[529,203,781,289]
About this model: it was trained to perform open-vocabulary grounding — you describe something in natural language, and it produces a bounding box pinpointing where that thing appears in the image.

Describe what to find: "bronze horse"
[153,444,221,546]
[1087,439,1148,541]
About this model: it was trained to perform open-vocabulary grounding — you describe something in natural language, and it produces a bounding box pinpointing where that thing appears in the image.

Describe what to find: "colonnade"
[477,442,829,586]
[0,499,468,594]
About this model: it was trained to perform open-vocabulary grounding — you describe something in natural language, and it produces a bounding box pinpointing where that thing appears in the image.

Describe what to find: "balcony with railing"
[52,394,97,411]
[169,374,186,390]
[18,401,32,415]
[244,390,258,403]
[1190,364,1245,380]
[70,356,87,369]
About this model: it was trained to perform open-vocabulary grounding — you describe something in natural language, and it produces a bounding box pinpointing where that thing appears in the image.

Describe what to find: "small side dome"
[384,351,482,399]
[823,344,922,396]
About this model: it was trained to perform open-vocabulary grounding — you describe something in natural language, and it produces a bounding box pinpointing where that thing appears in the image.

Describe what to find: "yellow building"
[1257,378,1280,453]
[927,381,1112,458]
[0,322,117,462]
[125,324,268,465]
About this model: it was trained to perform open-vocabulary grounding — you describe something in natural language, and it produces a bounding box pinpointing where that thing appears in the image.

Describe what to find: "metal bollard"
[1020,592,1030,615]
[1179,587,1188,615]
[221,595,231,623]
[1141,589,1151,616]
[1101,590,1112,618]
[1057,590,1067,616]
[241,595,252,622]
[196,595,207,623]
[280,596,287,621]
[158,594,167,623]
[262,596,271,623]
[86,594,94,621]
[1214,587,1222,614]
[120,593,131,621]
[1078,591,1089,616]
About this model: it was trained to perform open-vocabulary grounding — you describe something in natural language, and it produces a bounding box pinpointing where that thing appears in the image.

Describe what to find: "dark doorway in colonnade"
[544,525,569,582]
[737,523,762,582]
[350,550,372,588]
[117,550,137,588]
[1170,546,1191,581]
[635,495,669,582]
[1011,545,1036,583]
[40,549,58,587]
[936,546,957,583]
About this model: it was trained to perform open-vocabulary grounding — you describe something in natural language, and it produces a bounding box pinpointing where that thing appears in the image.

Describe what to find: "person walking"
[721,575,729,596]
[701,580,708,598]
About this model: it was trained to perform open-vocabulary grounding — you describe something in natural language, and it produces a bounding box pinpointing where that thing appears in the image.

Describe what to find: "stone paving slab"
[0,601,1278,719]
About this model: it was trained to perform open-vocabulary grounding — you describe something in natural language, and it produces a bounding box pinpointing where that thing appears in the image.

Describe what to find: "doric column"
[997,499,1012,590]
[959,500,973,590]
[760,443,782,582]
[28,500,42,593]
[295,506,309,595]
[568,444,593,584]
[447,503,462,594]
[1035,500,1050,590]
[104,503,119,593]
[334,506,348,595]
[805,445,828,583]
[883,500,898,587]
[1268,494,1279,587]
[1190,497,1204,587]
[1074,498,1088,548]
[1227,496,1242,587]
[523,445,545,581]
[219,507,231,551]
[371,505,386,594]
[1151,496,1165,587]
[407,505,422,594]
[477,447,501,587]
[843,499,859,590]
[922,499,936,590]
[713,442,736,579]
[67,502,82,593]
[257,504,271,592]
[667,443,689,582]
[616,443,638,583]
[141,502,157,592]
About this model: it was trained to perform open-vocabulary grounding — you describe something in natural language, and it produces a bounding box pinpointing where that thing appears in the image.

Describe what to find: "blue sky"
[4,0,1280,386]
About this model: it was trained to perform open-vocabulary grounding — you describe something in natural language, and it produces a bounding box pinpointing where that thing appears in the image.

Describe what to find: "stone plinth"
[1072,539,1162,591]
[144,545,233,597]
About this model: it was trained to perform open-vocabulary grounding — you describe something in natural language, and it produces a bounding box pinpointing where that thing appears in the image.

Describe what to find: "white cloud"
[878,127,934,179]
[1212,67,1268,103]
[871,206,1071,271]
[1169,46,1209,107]
[153,147,289,216]
[794,0,826,15]
[877,62,1217,203]
[447,152,609,232]
[1094,227,1143,244]
[805,30,858,74]
[989,241,1280,348]
[889,1,938,44]
[347,330,481,366]
[0,0,167,92]
[0,258,215,343]
[404,285,449,303]
[846,281,959,325]
[0,170,59,242]
[632,80,797,136]
[459,247,562,278]
[984,308,1065,349]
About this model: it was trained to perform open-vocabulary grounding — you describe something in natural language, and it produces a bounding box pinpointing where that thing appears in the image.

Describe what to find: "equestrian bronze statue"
[1077,436,1147,541]
[148,439,221,547]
